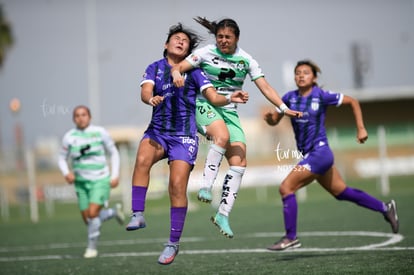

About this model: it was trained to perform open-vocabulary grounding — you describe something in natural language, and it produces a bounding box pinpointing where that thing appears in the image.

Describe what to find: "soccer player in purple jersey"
[125,23,248,265]
[264,60,399,251]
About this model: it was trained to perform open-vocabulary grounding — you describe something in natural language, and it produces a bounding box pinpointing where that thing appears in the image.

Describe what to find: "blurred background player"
[125,23,248,265]
[58,105,124,258]
[264,60,399,251]
[172,16,302,238]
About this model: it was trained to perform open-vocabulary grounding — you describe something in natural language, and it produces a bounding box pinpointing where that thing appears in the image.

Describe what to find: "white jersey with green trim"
[58,125,120,182]
[186,44,264,110]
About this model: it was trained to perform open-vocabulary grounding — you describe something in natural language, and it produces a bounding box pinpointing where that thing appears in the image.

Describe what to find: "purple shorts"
[142,130,199,165]
[298,145,334,175]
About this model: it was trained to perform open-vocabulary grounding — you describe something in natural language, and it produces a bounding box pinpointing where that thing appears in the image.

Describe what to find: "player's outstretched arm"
[254,77,302,118]
[342,95,368,144]
[172,60,193,88]
[202,87,249,106]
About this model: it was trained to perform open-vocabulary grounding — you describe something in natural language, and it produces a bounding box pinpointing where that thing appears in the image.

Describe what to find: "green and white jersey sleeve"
[58,125,120,182]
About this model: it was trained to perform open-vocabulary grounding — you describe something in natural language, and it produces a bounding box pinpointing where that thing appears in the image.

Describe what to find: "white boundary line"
[0,231,412,262]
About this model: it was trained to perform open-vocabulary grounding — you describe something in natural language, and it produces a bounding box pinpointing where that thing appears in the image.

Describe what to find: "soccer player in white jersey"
[264,60,399,250]
[58,105,124,258]
[172,17,302,238]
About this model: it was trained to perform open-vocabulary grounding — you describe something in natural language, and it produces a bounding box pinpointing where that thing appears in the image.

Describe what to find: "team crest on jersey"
[207,110,216,119]
[311,102,319,111]
[190,54,199,62]
[236,60,246,71]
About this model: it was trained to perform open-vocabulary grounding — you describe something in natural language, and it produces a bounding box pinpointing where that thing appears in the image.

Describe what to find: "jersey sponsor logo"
[74,144,91,161]
[218,68,236,82]
[294,111,309,123]
[211,56,247,73]
[212,56,219,65]
[180,136,196,146]
[162,83,173,90]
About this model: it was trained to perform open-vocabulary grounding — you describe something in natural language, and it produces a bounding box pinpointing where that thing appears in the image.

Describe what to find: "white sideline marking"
[0,231,411,262]
[250,231,405,249]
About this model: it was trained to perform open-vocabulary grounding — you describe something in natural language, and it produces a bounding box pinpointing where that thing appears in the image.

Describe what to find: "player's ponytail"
[194,16,240,39]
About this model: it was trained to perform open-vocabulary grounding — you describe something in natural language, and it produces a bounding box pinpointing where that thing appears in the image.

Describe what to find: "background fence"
[1,120,413,223]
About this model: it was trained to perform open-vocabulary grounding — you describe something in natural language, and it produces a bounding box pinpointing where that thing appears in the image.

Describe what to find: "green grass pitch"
[1,176,413,274]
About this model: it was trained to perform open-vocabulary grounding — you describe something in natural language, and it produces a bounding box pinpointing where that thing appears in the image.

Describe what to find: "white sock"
[87,217,102,250]
[201,144,226,190]
[218,166,245,216]
[99,208,115,222]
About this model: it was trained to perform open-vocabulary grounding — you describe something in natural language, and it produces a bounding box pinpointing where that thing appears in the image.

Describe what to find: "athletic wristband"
[279,103,289,113]
[225,94,231,104]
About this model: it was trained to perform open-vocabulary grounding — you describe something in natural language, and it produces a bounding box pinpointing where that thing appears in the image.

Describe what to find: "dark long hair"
[295,59,322,87]
[163,23,201,57]
[194,16,240,39]
[295,60,321,77]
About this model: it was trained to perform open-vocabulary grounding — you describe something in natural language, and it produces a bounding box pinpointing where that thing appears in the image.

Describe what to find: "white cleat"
[83,248,98,258]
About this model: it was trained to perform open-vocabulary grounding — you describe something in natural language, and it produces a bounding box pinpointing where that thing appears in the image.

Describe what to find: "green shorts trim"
[74,177,110,211]
[196,99,246,144]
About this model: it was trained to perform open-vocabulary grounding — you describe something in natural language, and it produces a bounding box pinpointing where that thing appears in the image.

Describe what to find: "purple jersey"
[140,58,213,136]
[283,86,344,154]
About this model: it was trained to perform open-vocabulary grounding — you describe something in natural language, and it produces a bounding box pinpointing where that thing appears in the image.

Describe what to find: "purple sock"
[283,194,298,240]
[336,187,386,213]
[131,186,147,212]
[169,207,187,243]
